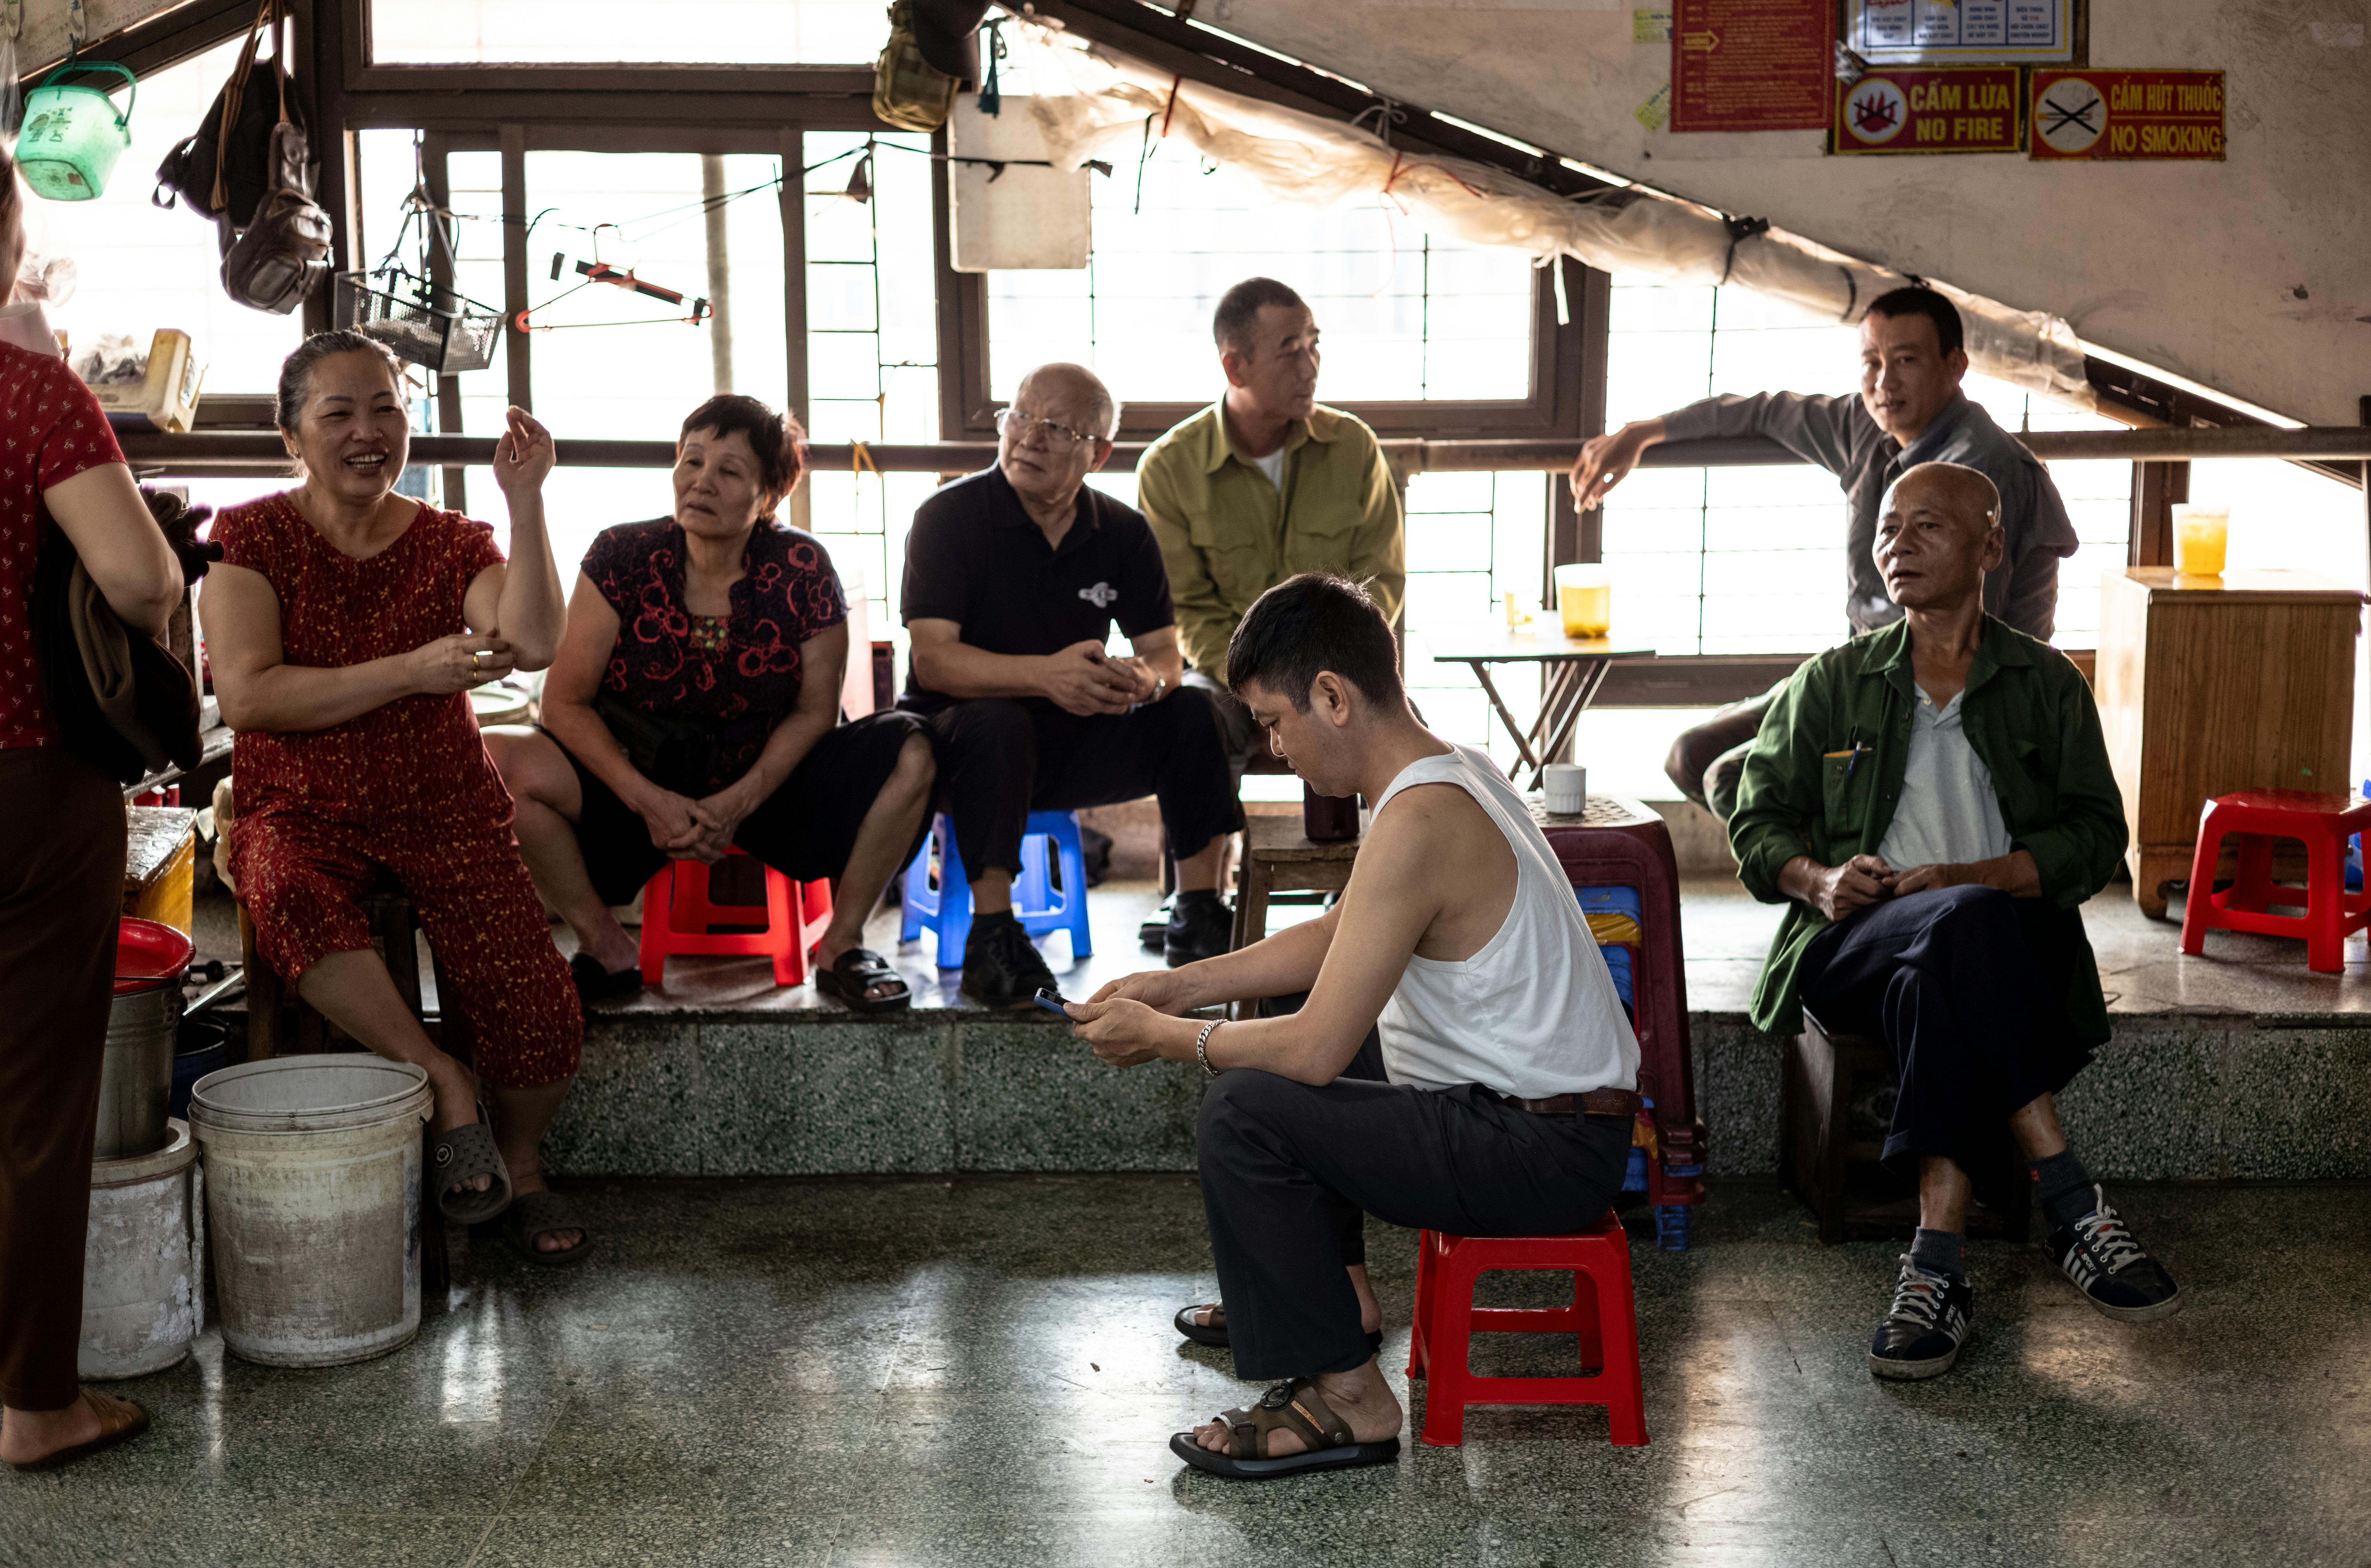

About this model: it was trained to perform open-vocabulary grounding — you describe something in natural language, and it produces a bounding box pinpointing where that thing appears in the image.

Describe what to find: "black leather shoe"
[2047,1186,2182,1322]
[1867,1256,1973,1381]
[570,952,644,1003]
[961,911,1058,1007]
[1164,890,1234,967]
[1140,894,1174,951]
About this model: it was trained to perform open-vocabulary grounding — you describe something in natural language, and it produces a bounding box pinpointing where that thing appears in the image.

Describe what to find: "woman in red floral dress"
[203,332,590,1261]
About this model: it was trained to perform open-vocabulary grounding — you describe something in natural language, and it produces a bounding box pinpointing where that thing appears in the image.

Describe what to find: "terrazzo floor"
[8,1175,2367,1567]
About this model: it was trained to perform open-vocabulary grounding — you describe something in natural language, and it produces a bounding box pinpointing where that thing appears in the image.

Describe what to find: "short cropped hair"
[1226,573,1403,712]
[1865,286,1964,359]
[679,393,806,502]
[1213,276,1307,356]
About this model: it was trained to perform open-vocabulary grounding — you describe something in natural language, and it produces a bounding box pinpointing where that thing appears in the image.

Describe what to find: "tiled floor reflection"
[6,1176,2366,1566]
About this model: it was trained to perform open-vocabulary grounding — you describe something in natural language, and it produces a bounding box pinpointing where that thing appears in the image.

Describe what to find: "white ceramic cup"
[1542,763,1587,815]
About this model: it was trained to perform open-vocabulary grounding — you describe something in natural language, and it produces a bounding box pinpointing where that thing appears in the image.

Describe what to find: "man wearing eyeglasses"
[900,363,1243,1005]
[1137,278,1407,790]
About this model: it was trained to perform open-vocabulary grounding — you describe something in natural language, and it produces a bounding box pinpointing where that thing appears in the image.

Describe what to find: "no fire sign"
[2031,70,2225,160]
[1836,68,2021,154]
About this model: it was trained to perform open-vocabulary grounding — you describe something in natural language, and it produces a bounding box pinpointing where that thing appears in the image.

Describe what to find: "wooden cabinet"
[2096,568,2365,917]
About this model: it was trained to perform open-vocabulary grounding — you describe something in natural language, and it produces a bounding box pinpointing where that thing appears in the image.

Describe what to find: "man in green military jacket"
[1730,461,2181,1383]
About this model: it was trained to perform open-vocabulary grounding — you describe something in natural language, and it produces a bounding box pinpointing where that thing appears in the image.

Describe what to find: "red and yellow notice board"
[2031,70,2226,160]
[1836,68,2021,154]
[1671,0,1832,133]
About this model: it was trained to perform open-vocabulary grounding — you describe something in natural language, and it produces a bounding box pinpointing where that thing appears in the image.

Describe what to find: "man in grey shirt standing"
[1566,286,2080,819]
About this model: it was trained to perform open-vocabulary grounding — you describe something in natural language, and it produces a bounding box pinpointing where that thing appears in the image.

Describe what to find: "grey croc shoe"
[504,1189,595,1267]
[428,1119,513,1226]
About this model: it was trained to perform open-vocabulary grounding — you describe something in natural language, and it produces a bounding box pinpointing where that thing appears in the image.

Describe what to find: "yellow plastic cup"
[2173,506,2229,576]
[1554,564,1611,638]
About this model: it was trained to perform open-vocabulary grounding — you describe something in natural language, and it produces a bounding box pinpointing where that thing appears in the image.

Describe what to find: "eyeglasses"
[995,408,1102,452]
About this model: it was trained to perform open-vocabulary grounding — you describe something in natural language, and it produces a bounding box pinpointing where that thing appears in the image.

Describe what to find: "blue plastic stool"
[901,810,1094,968]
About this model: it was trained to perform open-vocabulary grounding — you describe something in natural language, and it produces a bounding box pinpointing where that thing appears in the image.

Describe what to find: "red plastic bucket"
[115,917,194,996]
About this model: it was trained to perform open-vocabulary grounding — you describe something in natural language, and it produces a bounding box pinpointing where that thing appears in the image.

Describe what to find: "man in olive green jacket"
[1138,277,1405,778]
[1730,461,2179,1384]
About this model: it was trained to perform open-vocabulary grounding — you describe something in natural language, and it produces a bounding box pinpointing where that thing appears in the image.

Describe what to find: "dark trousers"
[1197,1071,1630,1380]
[1797,885,2065,1176]
[0,748,126,1410]
[1664,684,1779,821]
[911,691,1242,885]
[1183,670,1260,786]
[1254,992,1386,1267]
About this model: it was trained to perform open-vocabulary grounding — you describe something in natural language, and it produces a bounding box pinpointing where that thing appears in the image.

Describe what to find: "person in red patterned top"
[0,152,184,1472]
[203,331,591,1263]
[485,395,935,1012]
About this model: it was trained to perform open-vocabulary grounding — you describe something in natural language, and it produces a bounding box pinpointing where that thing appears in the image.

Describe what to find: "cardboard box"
[89,329,206,433]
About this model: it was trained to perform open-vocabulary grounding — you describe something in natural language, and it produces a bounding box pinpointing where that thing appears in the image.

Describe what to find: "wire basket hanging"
[337,168,502,374]
[334,266,501,374]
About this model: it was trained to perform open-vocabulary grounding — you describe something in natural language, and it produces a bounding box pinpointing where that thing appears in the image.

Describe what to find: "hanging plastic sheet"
[1014,27,2093,409]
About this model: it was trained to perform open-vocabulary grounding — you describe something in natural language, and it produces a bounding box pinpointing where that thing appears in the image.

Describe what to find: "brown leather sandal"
[7,1389,151,1473]
[1168,1377,1401,1480]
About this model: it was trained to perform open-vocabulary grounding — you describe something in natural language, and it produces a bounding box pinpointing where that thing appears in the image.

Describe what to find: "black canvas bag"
[153,0,298,228]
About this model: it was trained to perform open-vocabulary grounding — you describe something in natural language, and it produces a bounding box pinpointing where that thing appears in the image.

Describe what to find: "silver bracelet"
[1194,1018,1222,1079]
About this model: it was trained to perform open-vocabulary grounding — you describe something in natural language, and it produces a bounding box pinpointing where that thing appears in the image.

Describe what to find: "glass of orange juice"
[1554,564,1612,638]
[2173,505,2229,576]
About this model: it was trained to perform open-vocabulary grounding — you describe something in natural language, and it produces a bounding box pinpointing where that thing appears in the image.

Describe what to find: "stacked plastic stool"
[1541,795,1704,1250]
[901,810,1093,967]
[2180,788,2371,972]
[1404,1211,1649,1447]
[639,848,832,987]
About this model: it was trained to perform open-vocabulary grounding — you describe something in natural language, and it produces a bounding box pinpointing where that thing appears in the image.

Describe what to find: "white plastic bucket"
[190,1055,432,1367]
[80,1119,203,1379]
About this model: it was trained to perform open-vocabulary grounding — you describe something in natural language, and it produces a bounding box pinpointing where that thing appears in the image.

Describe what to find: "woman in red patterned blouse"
[0,150,184,1471]
[203,332,590,1262]
[486,395,935,1012]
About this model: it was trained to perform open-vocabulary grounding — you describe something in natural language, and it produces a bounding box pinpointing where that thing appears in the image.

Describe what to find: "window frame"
[936,252,1600,445]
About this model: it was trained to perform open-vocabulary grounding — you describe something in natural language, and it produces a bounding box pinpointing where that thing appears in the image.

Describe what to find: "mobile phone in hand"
[1034,986,1072,1017]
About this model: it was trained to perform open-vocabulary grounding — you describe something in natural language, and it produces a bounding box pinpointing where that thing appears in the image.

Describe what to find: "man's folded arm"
[1347,441,1406,627]
[2009,671,2130,907]
[1138,461,1239,681]
[1728,671,1831,903]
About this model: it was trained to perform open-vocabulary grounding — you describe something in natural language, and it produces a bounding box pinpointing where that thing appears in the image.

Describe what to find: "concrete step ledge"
[545,1008,2371,1183]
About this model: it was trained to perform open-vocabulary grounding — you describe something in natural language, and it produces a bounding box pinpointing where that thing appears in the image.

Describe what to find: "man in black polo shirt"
[900,362,1242,1004]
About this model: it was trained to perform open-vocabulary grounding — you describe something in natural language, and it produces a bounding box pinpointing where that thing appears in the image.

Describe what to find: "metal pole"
[701,153,734,395]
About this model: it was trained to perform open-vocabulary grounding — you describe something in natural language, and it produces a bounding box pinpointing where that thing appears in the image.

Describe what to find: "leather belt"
[1493,1087,1642,1119]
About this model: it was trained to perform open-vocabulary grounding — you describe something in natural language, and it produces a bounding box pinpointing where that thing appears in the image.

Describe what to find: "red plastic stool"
[638,849,832,987]
[1404,1211,1648,1447]
[2179,790,2371,973]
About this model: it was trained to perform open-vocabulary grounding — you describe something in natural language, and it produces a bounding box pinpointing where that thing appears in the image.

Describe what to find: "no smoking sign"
[2032,69,2225,160]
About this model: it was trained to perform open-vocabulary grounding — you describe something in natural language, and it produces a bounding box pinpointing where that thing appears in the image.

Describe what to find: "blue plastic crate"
[1575,884,1642,921]
[1601,944,1634,1006]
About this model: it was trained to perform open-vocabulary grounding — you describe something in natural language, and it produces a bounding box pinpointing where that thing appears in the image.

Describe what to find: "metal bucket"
[190,1055,432,1367]
[81,1119,203,1379]
[97,919,194,1160]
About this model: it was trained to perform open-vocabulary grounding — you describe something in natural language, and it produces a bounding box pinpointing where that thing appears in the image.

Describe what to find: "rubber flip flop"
[429,1118,513,1226]
[1169,1429,1401,1480]
[7,1391,151,1474]
[503,1189,595,1267]
[813,947,912,1014]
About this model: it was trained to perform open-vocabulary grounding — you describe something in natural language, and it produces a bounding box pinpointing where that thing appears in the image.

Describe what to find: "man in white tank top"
[1066,574,1641,1481]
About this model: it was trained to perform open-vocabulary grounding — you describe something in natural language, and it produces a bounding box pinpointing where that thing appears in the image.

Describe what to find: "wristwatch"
[1150,676,1168,700]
